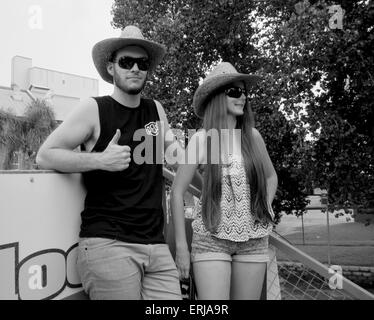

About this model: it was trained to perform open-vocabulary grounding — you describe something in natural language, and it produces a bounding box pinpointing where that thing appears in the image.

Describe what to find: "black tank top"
[79,96,165,244]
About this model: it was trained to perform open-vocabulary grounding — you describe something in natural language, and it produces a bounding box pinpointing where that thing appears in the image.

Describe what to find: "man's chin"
[118,83,145,95]
[126,88,143,95]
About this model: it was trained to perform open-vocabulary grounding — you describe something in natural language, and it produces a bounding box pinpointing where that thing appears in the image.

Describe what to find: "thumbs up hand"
[98,129,131,171]
[109,128,122,145]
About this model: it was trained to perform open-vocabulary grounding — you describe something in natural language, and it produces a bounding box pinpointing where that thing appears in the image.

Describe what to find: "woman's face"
[225,81,247,118]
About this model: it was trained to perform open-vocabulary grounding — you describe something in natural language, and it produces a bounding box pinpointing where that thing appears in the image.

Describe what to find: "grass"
[276,244,374,266]
[275,222,374,266]
[283,223,374,245]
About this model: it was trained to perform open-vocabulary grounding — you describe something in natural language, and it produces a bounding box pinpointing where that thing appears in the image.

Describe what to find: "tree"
[255,0,374,219]
[0,99,57,169]
[111,0,310,222]
[110,0,373,222]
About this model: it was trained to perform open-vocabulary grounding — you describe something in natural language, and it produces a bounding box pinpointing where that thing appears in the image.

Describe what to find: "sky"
[0,0,120,95]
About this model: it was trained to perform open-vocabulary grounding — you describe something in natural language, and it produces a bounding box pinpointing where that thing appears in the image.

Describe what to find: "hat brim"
[193,73,261,119]
[92,38,166,83]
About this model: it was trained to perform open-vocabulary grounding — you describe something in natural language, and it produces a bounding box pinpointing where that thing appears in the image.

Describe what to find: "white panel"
[0,171,86,300]
[11,56,32,91]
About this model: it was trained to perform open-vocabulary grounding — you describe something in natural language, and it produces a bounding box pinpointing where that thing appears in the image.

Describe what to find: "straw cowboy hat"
[92,25,166,83]
[193,62,261,118]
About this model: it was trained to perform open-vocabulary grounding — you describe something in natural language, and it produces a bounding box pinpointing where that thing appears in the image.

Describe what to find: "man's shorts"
[77,237,182,300]
[191,232,269,263]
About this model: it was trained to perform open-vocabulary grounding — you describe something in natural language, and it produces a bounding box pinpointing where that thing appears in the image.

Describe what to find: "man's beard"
[113,69,147,95]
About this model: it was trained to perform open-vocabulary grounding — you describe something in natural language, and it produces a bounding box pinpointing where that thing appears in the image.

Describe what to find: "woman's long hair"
[201,88,272,233]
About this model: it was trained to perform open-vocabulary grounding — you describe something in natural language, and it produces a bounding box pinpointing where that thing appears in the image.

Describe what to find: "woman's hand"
[175,247,191,280]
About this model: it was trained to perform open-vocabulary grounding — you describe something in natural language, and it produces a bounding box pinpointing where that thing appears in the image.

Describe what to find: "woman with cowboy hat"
[171,62,278,300]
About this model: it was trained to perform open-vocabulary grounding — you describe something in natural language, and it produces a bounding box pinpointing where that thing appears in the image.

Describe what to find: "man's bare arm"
[155,100,203,190]
[36,98,131,173]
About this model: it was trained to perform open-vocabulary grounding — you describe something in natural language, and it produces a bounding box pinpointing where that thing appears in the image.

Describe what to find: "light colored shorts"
[191,233,269,263]
[77,237,182,300]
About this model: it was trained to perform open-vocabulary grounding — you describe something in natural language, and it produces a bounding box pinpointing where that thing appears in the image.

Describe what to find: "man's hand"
[98,129,131,171]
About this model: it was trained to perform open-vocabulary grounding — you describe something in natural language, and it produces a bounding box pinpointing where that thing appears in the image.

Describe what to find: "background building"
[0,56,99,168]
[0,55,99,121]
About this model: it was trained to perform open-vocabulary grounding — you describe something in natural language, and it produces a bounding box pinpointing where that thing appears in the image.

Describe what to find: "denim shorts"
[77,237,182,300]
[191,233,269,263]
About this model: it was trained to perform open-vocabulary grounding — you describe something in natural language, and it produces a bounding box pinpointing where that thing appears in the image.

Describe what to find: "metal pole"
[301,213,305,245]
[326,209,331,266]
[323,193,331,266]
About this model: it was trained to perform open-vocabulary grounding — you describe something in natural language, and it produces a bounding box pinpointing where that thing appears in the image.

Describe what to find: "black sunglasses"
[224,87,247,98]
[115,56,150,71]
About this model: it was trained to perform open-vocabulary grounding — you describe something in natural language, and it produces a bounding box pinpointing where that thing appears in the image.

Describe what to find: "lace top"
[192,154,274,241]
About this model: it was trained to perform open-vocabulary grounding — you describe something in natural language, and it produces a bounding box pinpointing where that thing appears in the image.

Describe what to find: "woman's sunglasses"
[115,56,150,71]
[224,87,247,98]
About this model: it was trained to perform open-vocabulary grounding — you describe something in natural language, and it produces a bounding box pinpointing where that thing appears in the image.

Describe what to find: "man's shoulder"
[141,96,158,106]
[80,96,100,107]
[89,95,110,105]
[64,97,98,118]
[141,97,164,116]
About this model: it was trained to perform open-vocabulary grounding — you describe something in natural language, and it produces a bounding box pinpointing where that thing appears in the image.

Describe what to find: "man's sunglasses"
[115,56,150,71]
[224,87,247,98]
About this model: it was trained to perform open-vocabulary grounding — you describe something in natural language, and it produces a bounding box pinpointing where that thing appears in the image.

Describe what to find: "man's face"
[109,46,149,95]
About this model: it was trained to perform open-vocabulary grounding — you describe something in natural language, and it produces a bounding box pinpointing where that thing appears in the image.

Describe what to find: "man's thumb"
[109,129,121,145]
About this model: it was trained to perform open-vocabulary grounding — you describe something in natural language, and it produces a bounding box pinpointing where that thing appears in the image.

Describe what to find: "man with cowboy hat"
[36,25,191,300]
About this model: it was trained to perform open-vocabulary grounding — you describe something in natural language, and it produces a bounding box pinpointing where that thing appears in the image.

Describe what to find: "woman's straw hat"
[193,62,261,118]
[92,25,166,83]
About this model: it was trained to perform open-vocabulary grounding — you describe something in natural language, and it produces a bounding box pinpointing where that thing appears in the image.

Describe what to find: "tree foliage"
[256,0,374,216]
[111,0,373,220]
[0,99,57,169]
